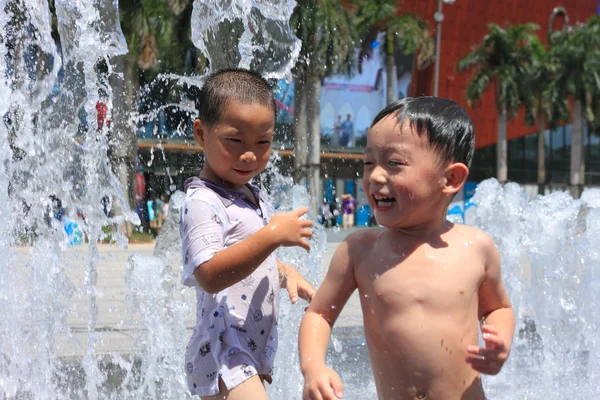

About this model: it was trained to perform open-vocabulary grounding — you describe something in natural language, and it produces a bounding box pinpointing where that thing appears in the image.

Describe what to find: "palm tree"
[547,17,600,198]
[355,0,434,105]
[521,36,570,195]
[291,0,357,217]
[458,23,540,184]
[114,0,192,234]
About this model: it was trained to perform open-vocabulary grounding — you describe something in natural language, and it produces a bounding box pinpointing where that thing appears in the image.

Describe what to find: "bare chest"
[355,247,484,313]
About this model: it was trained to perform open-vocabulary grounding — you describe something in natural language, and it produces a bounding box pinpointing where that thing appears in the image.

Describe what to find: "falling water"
[471,180,600,399]
[2,0,600,399]
[0,0,135,398]
[0,0,306,398]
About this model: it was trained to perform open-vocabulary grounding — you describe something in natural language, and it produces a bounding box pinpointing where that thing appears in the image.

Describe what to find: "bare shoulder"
[343,228,383,255]
[450,225,499,271]
[450,224,496,248]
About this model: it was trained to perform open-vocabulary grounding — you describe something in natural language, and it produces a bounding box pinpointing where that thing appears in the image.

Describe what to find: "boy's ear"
[193,119,206,148]
[442,162,469,196]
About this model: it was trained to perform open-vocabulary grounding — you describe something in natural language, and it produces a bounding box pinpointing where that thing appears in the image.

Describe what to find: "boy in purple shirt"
[180,68,315,399]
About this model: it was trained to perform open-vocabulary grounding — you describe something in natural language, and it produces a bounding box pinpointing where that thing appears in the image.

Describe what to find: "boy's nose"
[369,166,387,184]
[240,151,257,163]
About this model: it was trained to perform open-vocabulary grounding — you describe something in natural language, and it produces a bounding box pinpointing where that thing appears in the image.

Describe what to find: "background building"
[406,0,600,187]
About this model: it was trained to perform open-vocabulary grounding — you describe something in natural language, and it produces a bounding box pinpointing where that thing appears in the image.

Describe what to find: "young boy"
[299,97,515,400]
[181,68,316,400]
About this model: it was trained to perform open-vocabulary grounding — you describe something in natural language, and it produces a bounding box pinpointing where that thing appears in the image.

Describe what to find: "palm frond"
[292,0,357,78]
[464,69,492,105]
[458,22,540,117]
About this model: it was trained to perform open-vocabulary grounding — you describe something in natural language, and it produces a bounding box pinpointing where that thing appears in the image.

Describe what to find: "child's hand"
[303,365,344,400]
[466,324,509,375]
[280,264,316,304]
[268,207,313,251]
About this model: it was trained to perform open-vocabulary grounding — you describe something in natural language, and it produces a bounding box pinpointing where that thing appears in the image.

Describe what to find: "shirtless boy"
[299,97,515,400]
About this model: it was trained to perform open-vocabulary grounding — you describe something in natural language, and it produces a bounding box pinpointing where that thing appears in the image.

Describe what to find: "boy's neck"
[199,170,246,191]
[389,212,453,239]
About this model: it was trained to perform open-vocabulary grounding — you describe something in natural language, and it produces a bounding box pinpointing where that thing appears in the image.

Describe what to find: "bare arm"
[299,236,357,379]
[195,207,312,293]
[478,235,515,351]
[467,232,515,375]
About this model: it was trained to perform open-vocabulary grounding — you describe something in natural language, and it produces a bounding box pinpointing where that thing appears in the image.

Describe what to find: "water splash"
[0,1,134,398]
[191,0,300,80]
[473,179,600,398]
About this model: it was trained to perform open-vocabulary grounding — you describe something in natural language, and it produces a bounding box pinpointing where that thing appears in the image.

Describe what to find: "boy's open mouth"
[234,169,253,175]
[373,195,396,208]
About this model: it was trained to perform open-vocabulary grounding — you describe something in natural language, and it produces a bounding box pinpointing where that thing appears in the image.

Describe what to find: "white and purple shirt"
[180,177,280,396]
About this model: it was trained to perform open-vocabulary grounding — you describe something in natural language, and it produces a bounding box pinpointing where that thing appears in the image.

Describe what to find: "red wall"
[401,0,598,148]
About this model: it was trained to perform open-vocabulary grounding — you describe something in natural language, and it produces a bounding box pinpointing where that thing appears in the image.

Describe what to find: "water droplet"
[332,337,343,353]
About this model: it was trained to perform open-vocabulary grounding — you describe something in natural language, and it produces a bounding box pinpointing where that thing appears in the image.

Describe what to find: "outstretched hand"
[279,263,316,304]
[466,324,509,375]
[268,207,313,252]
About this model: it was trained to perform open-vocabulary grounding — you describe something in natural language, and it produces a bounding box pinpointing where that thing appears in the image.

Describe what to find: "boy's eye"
[226,138,242,143]
[258,140,271,145]
[388,160,405,167]
[363,161,374,167]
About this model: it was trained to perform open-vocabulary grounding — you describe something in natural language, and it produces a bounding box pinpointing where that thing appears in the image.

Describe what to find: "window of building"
[470,145,496,181]
[507,137,525,182]
[549,126,568,184]
[524,134,537,183]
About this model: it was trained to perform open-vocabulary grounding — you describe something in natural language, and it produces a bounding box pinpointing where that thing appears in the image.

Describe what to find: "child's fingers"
[468,347,501,361]
[301,228,313,240]
[466,345,482,355]
[299,239,311,252]
[482,332,505,349]
[287,282,299,304]
[301,219,314,228]
[315,380,341,400]
[467,345,500,359]
[299,284,316,302]
[481,324,499,335]
[293,206,310,217]
[330,375,344,398]
[466,359,498,375]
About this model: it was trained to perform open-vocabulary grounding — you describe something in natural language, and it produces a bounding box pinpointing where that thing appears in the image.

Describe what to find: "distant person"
[332,115,342,146]
[340,114,353,147]
[180,68,315,399]
[330,197,340,227]
[299,97,515,400]
[154,195,164,228]
[341,193,355,228]
[319,198,333,227]
[146,199,155,229]
[161,194,169,222]
[135,170,148,228]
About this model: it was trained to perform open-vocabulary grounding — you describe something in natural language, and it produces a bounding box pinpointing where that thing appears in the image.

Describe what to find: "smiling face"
[194,98,275,189]
[362,116,451,229]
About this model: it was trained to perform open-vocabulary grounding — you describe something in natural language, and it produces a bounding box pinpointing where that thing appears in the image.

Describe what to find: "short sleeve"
[180,197,226,287]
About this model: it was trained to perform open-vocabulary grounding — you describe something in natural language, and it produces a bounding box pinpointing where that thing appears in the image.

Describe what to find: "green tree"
[521,37,570,195]
[291,0,357,216]
[546,17,600,198]
[458,23,540,184]
[114,0,194,233]
[355,0,434,105]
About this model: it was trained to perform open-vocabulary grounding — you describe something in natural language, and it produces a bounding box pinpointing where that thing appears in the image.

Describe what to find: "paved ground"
[13,227,365,357]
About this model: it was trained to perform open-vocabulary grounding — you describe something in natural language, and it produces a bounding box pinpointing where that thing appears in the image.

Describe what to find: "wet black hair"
[370,97,475,168]
[196,68,277,125]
